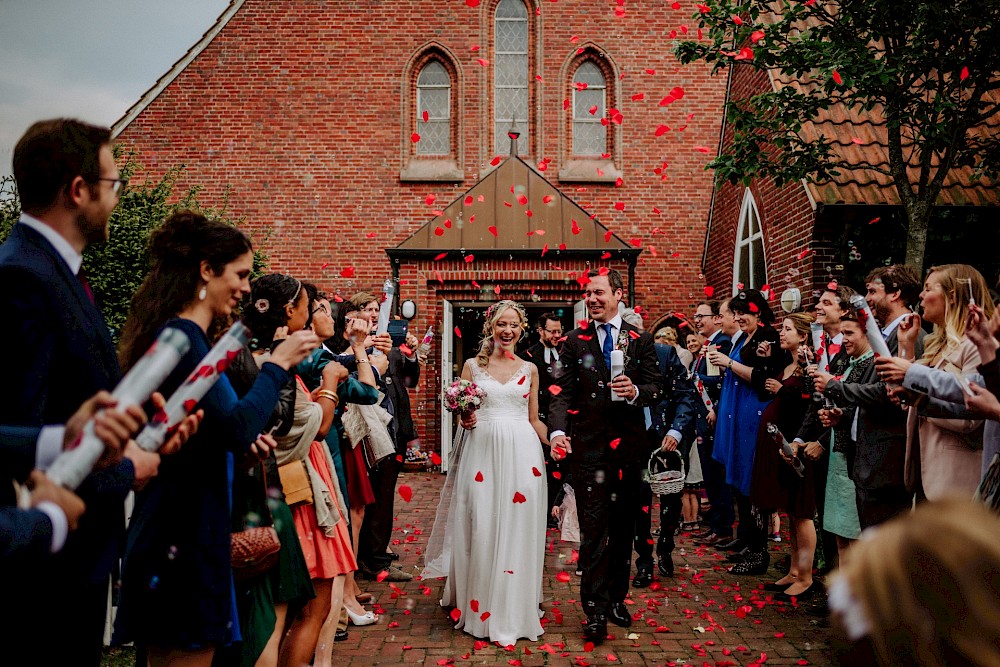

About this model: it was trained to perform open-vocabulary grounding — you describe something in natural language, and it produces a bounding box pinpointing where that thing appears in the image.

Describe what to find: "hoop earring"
[198,285,207,301]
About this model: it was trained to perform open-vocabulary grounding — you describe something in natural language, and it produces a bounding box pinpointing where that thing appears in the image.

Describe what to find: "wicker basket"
[644,449,686,495]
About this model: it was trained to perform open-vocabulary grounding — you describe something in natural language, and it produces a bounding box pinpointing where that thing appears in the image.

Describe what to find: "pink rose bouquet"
[443,379,487,416]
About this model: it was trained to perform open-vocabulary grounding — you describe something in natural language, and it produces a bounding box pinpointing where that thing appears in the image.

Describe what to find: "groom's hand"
[551,435,572,460]
[611,374,636,399]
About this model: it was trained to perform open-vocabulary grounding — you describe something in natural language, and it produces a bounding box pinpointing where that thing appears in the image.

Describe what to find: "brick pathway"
[338,470,834,667]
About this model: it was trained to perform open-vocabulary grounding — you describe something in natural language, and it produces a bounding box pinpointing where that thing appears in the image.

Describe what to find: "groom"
[548,269,663,643]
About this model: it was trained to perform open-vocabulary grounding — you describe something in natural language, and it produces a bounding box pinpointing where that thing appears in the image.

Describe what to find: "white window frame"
[733,188,767,294]
[493,0,529,155]
[416,60,452,156]
[571,61,607,157]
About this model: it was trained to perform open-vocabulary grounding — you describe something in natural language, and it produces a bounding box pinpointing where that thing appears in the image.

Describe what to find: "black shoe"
[729,549,770,575]
[632,567,653,588]
[657,557,674,577]
[726,547,750,563]
[608,602,632,628]
[334,629,349,642]
[763,581,792,591]
[717,538,746,551]
[583,614,607,642]
[387,551,400,561]
[776,584,820,601]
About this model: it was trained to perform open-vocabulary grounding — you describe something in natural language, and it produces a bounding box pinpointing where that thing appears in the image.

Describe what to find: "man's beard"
[77,211,110,245]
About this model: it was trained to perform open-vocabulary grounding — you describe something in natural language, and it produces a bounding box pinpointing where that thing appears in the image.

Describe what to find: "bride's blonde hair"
[476,300,528,367]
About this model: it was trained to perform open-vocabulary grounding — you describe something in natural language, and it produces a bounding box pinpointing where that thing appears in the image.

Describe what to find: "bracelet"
[317,389,340,405]
[357,358,371,365]
[728,359,734,370]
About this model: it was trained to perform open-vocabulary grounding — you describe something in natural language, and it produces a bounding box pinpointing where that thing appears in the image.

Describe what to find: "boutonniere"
[616,330,633,367]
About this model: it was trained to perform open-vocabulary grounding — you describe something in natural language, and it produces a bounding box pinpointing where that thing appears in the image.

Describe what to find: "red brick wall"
[702,63,828,312]
[114,0,728,448]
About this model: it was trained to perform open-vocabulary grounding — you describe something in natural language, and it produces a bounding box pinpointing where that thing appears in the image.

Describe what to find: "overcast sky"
[0,0,230,177]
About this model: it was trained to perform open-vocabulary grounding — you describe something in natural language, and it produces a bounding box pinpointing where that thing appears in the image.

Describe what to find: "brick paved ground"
[337,470,835,667]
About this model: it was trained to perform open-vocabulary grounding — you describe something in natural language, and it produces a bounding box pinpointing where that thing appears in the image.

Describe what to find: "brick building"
[112,0,728,459]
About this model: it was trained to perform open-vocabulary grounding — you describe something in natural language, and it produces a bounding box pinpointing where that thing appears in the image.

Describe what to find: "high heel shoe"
[346,607,378,626]
[763,580,795,591]
[729,549,770,575]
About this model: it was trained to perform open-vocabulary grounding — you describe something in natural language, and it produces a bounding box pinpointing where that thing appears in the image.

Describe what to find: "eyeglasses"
[544,328,563,335]
[312,305,330,316]
[96,177,128,195]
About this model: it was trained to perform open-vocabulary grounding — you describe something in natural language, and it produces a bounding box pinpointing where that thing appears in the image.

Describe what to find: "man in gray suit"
[818,265,925,528]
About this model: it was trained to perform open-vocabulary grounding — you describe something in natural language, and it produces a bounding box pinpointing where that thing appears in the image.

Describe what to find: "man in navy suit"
[0,119,160,665]
[691,301,735,544]
[632,329,697,585]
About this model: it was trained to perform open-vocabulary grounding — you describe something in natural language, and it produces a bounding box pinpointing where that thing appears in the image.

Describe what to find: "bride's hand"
[460,411,477,430]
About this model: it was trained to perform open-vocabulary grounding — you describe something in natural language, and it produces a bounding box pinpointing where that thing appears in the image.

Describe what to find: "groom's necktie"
[602,323,614,371]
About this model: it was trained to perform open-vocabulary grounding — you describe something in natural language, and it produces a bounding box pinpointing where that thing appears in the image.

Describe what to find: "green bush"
[0,149,269,341]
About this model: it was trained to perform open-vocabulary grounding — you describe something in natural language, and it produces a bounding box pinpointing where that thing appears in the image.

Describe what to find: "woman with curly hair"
[424,300,549,645]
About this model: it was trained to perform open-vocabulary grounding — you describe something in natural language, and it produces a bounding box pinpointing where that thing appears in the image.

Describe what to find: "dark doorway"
[450,302,578,370]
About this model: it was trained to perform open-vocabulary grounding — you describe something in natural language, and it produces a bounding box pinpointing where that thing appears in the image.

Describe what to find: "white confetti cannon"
[45,327,191,490]
[849,295,892,359]
[134,322,249,452]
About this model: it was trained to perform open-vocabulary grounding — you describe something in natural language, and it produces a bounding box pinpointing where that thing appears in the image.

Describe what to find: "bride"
[423,300,550,645]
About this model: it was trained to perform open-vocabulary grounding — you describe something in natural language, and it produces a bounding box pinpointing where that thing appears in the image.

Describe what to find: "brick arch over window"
[558,45,622,183]
[490,0,536,157]
[400,44,463,182]
[733,187,768,294]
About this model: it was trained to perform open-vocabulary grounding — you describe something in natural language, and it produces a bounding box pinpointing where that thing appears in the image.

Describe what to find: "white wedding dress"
[423,359,547,645]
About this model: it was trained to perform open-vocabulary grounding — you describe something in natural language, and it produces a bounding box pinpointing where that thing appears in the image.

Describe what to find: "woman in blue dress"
[114,212,319,666]
[707,289,784,574]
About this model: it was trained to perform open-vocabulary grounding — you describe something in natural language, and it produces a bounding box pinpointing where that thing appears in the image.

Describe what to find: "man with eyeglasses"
[691,300,737,546]
[0,118,161,665]
[526,312,565,523]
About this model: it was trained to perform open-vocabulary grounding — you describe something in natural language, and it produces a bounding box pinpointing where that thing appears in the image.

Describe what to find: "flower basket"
[402,460,428,473]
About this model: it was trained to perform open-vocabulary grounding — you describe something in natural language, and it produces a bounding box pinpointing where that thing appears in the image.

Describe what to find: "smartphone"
[388,319,409,347]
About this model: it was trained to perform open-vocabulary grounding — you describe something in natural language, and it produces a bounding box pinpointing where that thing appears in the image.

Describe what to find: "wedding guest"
[691,301,735,546]
[0,118,163,664]
[325,304,393,614]
[802,312,875,566]
[685,332,706,367]
[680,331,707,530]
[830,499,1000,667]
[877,264,994,501]
[707,290,783,572]
[115,213,319,666]
[242,275,358,667]
[750,313,817,594]
[656,326,694,368]
[526,311,565,523]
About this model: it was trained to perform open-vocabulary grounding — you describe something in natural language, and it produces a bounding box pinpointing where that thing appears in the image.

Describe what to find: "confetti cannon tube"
[46,327,191,490]
[849,295,892,359]
[135,322,250,452]
[810,322,831,373]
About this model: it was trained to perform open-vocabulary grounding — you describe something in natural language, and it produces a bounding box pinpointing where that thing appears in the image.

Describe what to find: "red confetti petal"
[475,471,484,482]
[609,438,621,450]
[398,485,413,502]
[548,384,562,396]
[488,226,498,237]
[450,608,462,622]
[556,571,571,582]
[480,611,491,621]
[410,133,421,143]
[490,156,502,166]
[960,66,970,81]
[470,599,479,612]
[750,29,765,43]
[431,452,442,465]
[454,326,462,338]
[512,491,527,503]
[704,285,715,297]
[476,58,490,67]
[832,69,843,85]
[532,467,542,476]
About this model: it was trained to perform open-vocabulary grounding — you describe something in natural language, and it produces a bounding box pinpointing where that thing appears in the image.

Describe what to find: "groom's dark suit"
[548,319,663,615]
[0,222,132,665]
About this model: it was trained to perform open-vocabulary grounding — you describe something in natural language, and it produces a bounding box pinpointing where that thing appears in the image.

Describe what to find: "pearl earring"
[199,286,207,301]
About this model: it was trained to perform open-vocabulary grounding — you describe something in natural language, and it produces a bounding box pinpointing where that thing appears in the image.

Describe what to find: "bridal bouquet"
[443,379,487,416]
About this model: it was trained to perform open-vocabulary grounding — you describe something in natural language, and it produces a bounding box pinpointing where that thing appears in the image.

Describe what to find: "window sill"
[400,159,464,183]
[558,158,621,183]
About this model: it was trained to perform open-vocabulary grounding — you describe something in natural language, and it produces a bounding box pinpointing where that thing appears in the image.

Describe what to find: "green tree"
[675,0,1000,268]
[0,151,269,340]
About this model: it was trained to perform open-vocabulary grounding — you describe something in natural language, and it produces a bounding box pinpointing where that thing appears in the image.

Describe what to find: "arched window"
[572,61,607,156]
[734,188,767,293]
[494,0,529,155]
[416,61,451,156]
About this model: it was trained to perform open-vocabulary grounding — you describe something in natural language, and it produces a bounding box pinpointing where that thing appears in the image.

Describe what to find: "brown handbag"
[231,526,281,582]
[277,460,314,506]
[231,465,281,582]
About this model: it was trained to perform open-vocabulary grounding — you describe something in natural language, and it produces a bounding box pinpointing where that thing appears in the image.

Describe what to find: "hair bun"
[148,210,207,264]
